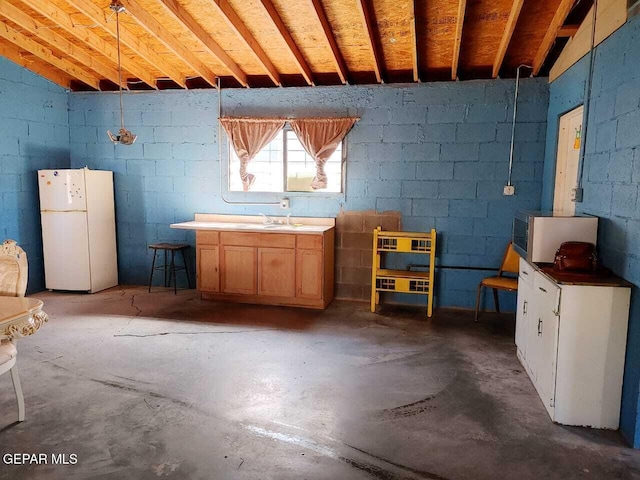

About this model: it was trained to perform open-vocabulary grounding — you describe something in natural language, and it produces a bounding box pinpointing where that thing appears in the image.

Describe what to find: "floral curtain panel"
[289,117,358,189]
[219,118,285,191]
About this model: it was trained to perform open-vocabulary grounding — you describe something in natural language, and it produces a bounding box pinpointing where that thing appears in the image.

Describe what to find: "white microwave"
[512,211,598,263]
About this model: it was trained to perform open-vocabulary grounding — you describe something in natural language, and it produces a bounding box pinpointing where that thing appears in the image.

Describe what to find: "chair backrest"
[498,242,520,276]
[0,240,28,297]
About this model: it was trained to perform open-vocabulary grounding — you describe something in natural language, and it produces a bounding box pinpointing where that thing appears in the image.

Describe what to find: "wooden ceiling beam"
[257,0,314,85]
[355,0,383,83]
[120,0,216,87]
[492,0,524,78]
[558,24,580,37]
[64,0,186,87]
[0,21,99,89]
[19,0,156,88]
[0,1,125,88]
[452,0,467,80]
[156,0,248,87]
[308,0,348,84]
[209,0,280,86]
[0,41,70,89]
[410,0,419,82]
[533,0,576,75]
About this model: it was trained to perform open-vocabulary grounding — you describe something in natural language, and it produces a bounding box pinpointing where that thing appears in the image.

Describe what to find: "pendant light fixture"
[107,0,137,145]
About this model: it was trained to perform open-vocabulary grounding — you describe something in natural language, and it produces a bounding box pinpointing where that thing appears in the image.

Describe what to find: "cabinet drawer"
[296,234,323,250]
[197,231,219,245]
[519,257,534,286]
[534,272,560,312]
[220,232,295,249]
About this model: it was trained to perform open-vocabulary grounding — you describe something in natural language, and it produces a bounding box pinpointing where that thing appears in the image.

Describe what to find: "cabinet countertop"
[171,221,333,234]
[526,260,632,288]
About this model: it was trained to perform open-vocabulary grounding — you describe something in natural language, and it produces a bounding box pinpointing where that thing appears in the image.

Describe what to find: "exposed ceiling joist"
[409,0,419,82]
[156,0,248,87]
[557,24,580,37]
[0,1,124,88]
[258,0,314,85]
[64,0,186,87]
[0,21,99,89]
[451,0,466,80]
[355,0,383,83]
[0,41,70,89]
[209,0,280,86]
[492,0,524,78]
[533,0,576,75]
[121,0,217,87]
[16,0,156,88]
[308,0,349,84]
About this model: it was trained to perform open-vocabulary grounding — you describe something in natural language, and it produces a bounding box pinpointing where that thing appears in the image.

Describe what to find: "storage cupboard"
[515,258,631,429]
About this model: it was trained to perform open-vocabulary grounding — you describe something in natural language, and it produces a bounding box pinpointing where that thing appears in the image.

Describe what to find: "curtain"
[219,118,285,191]
[289,117,357,190]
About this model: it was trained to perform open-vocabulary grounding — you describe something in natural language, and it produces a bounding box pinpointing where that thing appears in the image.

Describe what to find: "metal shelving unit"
[370,227,437,317]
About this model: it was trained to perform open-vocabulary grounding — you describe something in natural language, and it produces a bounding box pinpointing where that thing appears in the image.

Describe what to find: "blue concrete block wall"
[0,57,70,293]
[543,14,640,447]
[69,79,549,308]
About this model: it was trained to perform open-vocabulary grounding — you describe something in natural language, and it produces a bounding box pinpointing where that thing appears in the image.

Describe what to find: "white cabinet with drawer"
[515,258,631,429]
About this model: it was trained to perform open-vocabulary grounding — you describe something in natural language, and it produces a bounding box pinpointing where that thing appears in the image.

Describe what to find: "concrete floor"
[0,287,638,480]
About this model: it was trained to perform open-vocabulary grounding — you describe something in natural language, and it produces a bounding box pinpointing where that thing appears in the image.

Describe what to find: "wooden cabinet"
[515,258,631,429]
[195,227,334,309]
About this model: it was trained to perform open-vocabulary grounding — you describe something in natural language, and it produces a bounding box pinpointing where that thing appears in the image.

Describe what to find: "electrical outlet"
[503,185,515,196]
[280,198,290,209]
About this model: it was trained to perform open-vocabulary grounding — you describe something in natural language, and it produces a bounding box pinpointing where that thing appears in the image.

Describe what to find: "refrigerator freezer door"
[38,169,87,212]
[41,211,91,291]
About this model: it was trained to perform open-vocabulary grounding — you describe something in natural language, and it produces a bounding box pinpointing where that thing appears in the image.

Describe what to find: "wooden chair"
[0,239,28,422]
[475,242,519,322]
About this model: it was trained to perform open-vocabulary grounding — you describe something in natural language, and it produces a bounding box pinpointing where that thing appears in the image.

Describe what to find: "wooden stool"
[148,243,192,294]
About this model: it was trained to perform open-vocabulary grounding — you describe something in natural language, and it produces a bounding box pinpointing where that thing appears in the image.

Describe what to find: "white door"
[553,106,584,215]
[41,211,91,290]
[38,169,87,212]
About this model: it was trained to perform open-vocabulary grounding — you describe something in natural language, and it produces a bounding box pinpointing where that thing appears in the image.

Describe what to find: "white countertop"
[170,221,333,234]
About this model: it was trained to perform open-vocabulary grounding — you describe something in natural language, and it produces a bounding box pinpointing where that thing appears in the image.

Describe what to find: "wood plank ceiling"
[0,0,590,91]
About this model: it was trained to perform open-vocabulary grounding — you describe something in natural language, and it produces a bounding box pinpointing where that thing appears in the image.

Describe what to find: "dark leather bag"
[553,241,598,272]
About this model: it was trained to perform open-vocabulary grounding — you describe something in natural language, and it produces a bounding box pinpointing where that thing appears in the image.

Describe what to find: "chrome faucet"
[260,213,275,225]
[286,213,291,226]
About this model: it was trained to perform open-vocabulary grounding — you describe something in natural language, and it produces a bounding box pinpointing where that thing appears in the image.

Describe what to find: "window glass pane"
[228,131,284,192]
[285,130,342,193]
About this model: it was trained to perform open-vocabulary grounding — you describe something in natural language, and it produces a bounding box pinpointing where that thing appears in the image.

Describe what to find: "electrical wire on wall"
[505,64,533,195]
[574,0,599,201]
[217,78,281,207]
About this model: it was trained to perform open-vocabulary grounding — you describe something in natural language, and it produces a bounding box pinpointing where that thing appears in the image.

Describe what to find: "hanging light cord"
[116,8,124,130]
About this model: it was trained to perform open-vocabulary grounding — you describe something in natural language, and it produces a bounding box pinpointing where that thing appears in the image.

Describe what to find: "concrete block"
[390,106,426,124]
[426,104,466,124]
[336,211,365,232]
[412,199,449,217]
[496,123,541,143]
[350,125,383,143]
[142,110,172,126]
[341,232,373,250]
[441,143,479,162]
[0,138,19,156]
[403,143,440,162]
[144,175,173,193]
[614,77,640,117]
[156,159,185,177]
[447,235,486,255]
[364,212,402,232]
[416,162,454,180]
[367,143,403,162]
[456,123,496,143]
[616,109,640,149]
[595,120,617,153]
[375,198,412,216]
[437,181,477,199]
[453,162,495,181]
[612,184,638,218]
[379,162,416,180]
[0,174,20,192]
[449,199,488,218]
[581,182,613,215]
[466,104,507,123]
[608,149,634,183]
[479,143,511,163]
[592,93,616,124]
[383,124,418,143]
[420,124,456,143]
[401,180,438,198]
[366,180,401,198]
[144,143,173,160]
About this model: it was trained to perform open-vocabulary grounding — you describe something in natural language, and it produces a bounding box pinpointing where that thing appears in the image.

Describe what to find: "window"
[229,126,343,193]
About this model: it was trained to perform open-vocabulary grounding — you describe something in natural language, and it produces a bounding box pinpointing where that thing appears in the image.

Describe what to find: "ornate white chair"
[0,239,28,422]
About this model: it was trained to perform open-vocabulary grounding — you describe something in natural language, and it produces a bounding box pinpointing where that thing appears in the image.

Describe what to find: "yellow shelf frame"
[370,227,437,317]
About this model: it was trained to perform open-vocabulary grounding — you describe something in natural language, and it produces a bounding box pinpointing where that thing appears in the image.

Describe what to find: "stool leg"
[148,248,157,293]
[164,250,168,287]
[181,247,192,289]
[171,250,177,295]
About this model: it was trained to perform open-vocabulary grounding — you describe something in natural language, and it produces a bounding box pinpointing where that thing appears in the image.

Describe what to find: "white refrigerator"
[38,168,118,293]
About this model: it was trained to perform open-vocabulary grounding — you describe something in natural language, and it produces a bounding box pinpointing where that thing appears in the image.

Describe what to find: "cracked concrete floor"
[0,286,638,479]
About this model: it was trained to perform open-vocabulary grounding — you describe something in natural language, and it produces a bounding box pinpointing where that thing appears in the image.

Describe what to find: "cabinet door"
[222,246,256,294]
[296,249,323,299]
[197,245,219,292]
[515,279,532,356]
[258,248,295,297]
[535,274,560,411]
